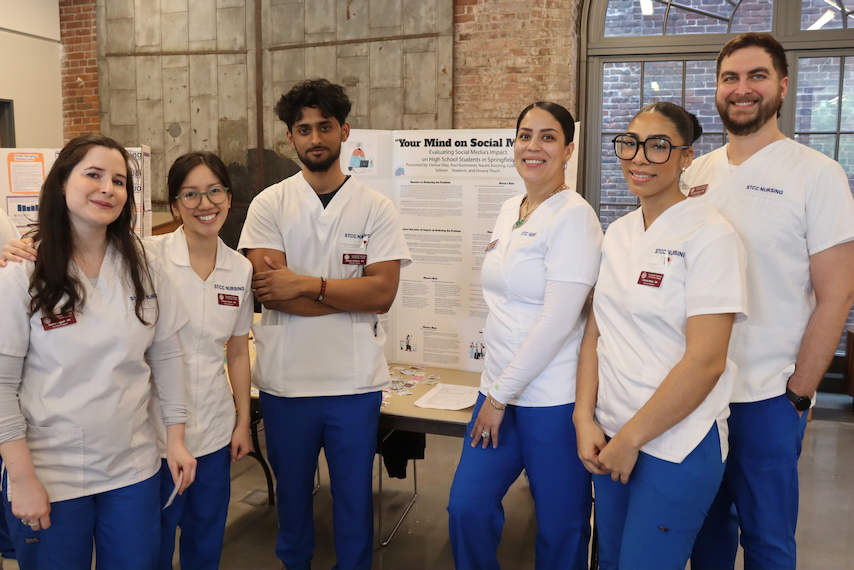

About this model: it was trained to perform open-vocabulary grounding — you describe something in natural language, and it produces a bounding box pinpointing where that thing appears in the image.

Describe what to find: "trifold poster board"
[343,127,580,373]
[0,146,152,238]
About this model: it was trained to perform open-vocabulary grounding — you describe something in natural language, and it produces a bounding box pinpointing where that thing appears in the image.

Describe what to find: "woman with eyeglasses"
[448,102,603,570]
[2,151,254,570]
[573,102,747,570]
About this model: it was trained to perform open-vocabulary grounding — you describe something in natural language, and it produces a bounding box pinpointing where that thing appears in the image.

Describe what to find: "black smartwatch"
[786,387,811,412]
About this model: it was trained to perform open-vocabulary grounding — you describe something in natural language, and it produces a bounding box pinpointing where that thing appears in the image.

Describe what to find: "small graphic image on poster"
[343,141,375,174]
[400,334,417,353]
[469,341,486,360]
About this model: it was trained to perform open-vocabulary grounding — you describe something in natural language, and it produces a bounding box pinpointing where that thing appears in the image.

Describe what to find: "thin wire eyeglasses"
[177,186,229,209]
[612,135,689,164]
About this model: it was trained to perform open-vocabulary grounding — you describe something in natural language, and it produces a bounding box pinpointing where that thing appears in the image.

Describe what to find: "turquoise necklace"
[514,184,568,229]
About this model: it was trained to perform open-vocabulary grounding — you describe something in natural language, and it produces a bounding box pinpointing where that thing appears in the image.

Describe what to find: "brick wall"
[453,0,581,129]
[59,0,99,143]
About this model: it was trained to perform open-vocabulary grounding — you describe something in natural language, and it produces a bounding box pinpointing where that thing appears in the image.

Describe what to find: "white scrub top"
[481,190,603,407]
[238,172,411,398]
[593,198,747,463]
[0,209,19,245]
[145,227,254,458]
[0,244,188,502]
[683,140,854,403]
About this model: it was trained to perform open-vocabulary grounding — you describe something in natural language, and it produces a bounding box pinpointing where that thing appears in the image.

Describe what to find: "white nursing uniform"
[683,140,854,403]
[594,198,747,463]
[146,227,254,458]
[0,209,19,245]
[238,173,411,397]
[481,190,603,407]
[0,245,188,502]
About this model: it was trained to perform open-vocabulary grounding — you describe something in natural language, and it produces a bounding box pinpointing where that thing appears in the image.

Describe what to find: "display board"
[343,127,580,373]
[0,146,152,237]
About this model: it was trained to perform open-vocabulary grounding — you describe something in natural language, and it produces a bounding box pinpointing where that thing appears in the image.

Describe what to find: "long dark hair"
[29,134,154,324]
[167,151,232,205]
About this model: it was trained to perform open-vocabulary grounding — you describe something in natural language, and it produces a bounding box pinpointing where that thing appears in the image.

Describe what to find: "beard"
[298,142,342,173]
[717,87,783,137]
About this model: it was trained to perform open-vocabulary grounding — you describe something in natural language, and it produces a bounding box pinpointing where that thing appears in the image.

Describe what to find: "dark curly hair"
[274,78,351,131]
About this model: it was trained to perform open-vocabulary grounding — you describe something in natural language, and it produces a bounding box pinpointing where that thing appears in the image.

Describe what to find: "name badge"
[218,294,239,307]
[343,254,367,265]
[688,184,708,197]
[484,240,498,253]
[638,271,664,288]
[41,312,77,331]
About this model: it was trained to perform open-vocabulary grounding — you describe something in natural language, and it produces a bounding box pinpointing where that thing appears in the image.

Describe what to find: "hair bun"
[690,113,703,142]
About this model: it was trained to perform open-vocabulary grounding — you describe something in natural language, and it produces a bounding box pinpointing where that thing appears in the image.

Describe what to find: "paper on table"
[414,383,480,410]
[162,471,184,510]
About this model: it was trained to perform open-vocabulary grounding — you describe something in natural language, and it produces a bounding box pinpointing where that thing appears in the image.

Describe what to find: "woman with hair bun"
[574,102,748,570]
[448,101,603,570]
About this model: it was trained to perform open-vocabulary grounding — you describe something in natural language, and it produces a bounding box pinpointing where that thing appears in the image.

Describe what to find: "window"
[0,100,14,148]
[604,0,773,37]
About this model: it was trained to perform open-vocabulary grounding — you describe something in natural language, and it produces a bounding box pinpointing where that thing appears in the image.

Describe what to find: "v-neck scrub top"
[593,199,747,463]
[683,140,854,403]
[480,190,603,407]
[238,172,411,398]
[0,244,188,502]
[145,227,254,458]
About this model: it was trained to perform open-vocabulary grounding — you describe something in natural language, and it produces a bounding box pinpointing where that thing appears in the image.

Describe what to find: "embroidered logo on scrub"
[688,185,707,197]
[638,272,664,288]
[484,240,498,253]
[41,312,77,331]
[343,254,367,265]
[218,294,239,307]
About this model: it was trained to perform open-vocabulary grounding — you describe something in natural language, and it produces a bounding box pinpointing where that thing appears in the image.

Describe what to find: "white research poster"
[345,127,580,373]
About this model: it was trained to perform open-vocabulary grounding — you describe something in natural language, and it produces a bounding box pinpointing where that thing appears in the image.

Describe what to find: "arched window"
[580,0,854,351]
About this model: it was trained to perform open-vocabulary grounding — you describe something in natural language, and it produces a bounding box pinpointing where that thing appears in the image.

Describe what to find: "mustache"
[307,146,329,153]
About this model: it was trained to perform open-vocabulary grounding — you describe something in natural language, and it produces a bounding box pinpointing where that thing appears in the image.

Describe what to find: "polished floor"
[210,394,854,569]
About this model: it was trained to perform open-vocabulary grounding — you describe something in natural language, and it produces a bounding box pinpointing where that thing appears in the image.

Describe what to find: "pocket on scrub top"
[353,319,385,391]
[250,324,285,391]
[26,423,85,489]
[631,262,684,317]
[733,192,787,247]
[339,242,367,279]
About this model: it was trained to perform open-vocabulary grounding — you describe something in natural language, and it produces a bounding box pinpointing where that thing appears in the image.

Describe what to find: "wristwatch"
[785,387,811,412]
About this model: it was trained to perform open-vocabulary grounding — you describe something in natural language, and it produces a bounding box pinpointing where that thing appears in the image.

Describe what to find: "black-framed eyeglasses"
[612,135,689,164]
[178,186,229,209]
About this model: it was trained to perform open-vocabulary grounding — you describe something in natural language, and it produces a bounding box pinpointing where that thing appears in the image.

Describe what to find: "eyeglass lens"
[180,187,228,208]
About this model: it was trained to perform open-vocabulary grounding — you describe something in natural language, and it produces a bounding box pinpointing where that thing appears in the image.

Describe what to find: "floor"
[208,394,854,569]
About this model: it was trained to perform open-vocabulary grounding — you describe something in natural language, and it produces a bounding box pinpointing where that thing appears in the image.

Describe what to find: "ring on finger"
[481,430,490,438]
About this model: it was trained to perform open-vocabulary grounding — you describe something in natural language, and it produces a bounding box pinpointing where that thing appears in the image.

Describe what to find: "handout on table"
[414,383,479,411]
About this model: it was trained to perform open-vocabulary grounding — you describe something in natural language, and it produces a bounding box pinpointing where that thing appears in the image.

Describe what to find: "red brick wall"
[453,0,581,128]
[59,0,99,143]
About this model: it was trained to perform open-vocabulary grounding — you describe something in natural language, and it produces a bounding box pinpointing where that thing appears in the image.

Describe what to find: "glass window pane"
[838,134,854,193]
[693,133,727,160]
[801,0,854,31]
[600,204,638,230]
[600,134,637,231]
[604,0,772,37]
[842,57,854,132]
[796,57,841,132]
[643,61,684,106]
[685,60,724,133]
[603,62,642,132]
[794,133,838,159]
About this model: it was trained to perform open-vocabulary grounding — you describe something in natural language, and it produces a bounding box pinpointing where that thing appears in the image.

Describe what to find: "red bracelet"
[317,277,326,301]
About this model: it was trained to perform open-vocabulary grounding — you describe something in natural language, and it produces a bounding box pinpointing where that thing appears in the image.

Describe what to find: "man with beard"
[238,78,410,570]
[685,33,854,570]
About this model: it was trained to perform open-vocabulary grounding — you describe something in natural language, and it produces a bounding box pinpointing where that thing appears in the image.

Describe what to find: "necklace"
[514,184,568,229]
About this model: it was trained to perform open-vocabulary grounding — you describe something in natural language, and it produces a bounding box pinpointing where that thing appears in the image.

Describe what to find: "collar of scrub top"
[299,172,356,238]
[167,225,236,273]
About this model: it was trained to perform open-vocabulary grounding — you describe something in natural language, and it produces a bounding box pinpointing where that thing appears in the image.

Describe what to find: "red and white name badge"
[218,294,239,307]
[638,271,664,288]
[343,253,367,265]
[41,312,77,331]
[688,184,708,197]
[484,240,498,253]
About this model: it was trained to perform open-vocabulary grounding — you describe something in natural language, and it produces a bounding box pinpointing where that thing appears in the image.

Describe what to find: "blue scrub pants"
[158,445,231,570]
[2,472,159,570]
[691,394,808,570]
[259,390,381,570]
[593,424,724,570]
[448,394,592,570]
